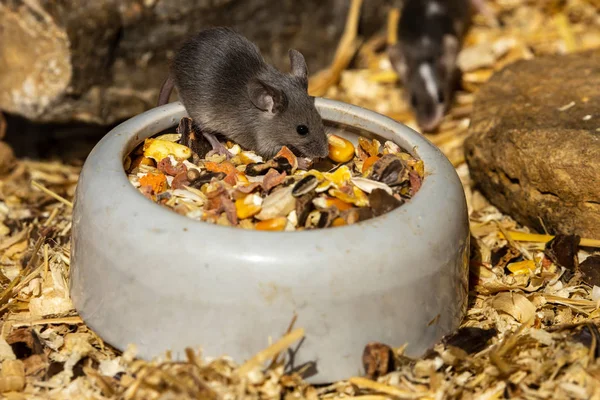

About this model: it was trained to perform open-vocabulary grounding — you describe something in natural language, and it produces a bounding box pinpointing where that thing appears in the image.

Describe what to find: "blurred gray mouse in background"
[157,27,329,160]
[388,0,490,132]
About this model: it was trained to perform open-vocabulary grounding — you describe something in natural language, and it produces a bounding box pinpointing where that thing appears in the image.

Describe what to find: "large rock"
[465,49,600,238]
[0,0,392,126]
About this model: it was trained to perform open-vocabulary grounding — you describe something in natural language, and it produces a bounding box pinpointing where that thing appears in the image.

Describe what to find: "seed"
[246,157,292,176]
[328,134,355,163]
[186,168,202,182]
[255,217,288,231]
[292,175,318,197]
[317,208,338,228]
[296,191,317,226]
[383,140,402,154]
[369,188,403,217]
[275,146,298,172]
[362,342,394,380]
[351,177,393,195]
[273,157,293,175]
[255,186,296,220]
[189,172,226,188]
[368,154,406,186]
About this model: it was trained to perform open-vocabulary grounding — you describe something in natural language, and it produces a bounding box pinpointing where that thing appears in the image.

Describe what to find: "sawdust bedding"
[1,0,600,398]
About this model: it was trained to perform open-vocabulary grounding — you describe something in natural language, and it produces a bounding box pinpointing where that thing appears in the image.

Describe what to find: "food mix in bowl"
[124,117,424,231]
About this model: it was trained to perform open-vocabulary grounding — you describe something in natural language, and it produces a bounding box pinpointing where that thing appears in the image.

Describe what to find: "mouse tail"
[157,75,175,107]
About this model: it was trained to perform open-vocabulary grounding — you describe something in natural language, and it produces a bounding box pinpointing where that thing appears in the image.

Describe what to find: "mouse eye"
[296,125,309,136]
[411,95,418,108]
[437,90,445,104]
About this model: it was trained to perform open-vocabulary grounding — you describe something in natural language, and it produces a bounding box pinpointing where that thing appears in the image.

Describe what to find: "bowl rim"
[78,98,461,238]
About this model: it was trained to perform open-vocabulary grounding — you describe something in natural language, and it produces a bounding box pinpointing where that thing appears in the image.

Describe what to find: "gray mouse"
[388,0,484,132]
[157,27,329,160]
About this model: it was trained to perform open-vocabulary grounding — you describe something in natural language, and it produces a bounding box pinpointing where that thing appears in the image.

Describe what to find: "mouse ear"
[247,78,288,115]
[289,49,308,89]
[441,35,459,72]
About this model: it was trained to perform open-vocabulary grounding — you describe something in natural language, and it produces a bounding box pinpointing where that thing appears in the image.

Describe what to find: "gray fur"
[388,0,472,132]
[168,27,328,159]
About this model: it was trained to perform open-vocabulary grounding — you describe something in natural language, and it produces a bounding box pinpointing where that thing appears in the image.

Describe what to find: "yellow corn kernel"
[131,155,155,169]
[332,217,347,227]
[155,133,182,142]
[239,151,263,165]
[362,156,380,174]
[507,260,536,276]
[328,135,355,163]
[358,137,381,157]
[235,194,263,219]
[411,159,425,177]
[323,165,352,187]
[329,186,369,207]
[313,196,353,211]
[255,217,288,231]
[236,172,249,184]
[143,138,192,161]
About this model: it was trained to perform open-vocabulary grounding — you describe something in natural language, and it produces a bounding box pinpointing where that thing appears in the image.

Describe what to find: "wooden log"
[0,0,393,126]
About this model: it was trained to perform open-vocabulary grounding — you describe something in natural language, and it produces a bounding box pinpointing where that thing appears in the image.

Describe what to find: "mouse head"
[247,49,329,159]
[388,35,459,132]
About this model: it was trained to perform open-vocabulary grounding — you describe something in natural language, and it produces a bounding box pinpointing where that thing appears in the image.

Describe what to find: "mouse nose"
[319,141,329,157]
[418,104,445,132]
[419,115,442,132]
[319,140,330,158]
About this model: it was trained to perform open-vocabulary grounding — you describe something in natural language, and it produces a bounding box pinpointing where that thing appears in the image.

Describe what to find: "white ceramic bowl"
[69,99,469,383]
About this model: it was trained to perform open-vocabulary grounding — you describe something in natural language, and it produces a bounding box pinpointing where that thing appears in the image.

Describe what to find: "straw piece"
[498,231,600,248]
[348,377,432,399]
[308,0,363,96]
[237,328,305,377]
[387,8,400,46]
[0,235,45,309]
[31,180,73,208]
[554,13,577,52]
[11,316,83,327]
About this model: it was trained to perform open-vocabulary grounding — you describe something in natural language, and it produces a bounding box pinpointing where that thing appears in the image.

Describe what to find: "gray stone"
[465,49,600,238]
